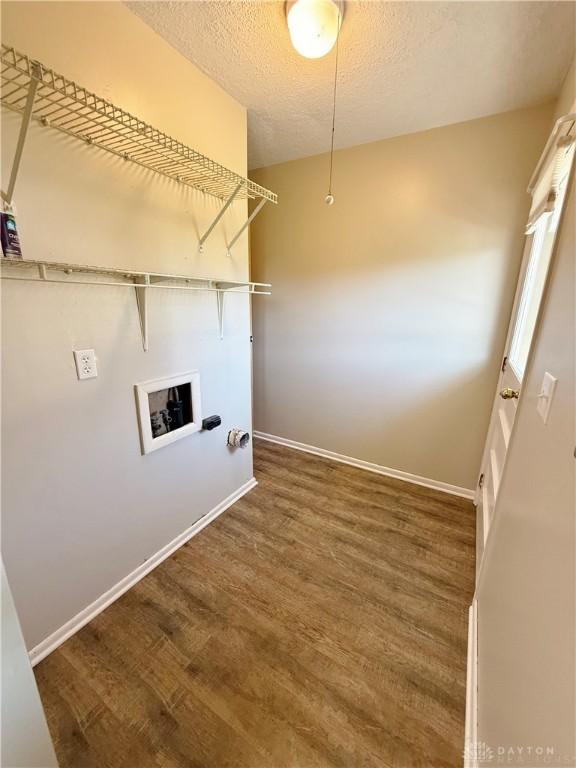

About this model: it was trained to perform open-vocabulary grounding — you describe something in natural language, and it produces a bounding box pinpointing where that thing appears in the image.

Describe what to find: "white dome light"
[286,0,342,59]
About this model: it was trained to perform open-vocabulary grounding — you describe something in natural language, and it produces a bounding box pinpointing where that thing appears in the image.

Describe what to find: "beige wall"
[476,59,575,764]
[555,55,576,116]
[251,104,554,490]
[1,2,255,650]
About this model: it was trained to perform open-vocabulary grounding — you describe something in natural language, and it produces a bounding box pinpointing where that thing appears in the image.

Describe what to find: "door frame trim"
[464,598,479,768]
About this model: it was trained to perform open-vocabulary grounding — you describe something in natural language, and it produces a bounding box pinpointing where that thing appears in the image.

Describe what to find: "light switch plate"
[74,349,98,380]
[536,371,557,424]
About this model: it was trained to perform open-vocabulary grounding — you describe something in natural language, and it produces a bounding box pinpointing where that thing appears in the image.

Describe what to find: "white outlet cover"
[74,349,98,380]
[536,371,557,424]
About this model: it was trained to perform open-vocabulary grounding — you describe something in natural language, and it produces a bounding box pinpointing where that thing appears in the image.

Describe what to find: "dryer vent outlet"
[227,429,250,449]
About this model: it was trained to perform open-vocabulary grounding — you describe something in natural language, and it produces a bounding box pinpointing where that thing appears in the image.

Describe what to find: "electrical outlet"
[74,349,98,380]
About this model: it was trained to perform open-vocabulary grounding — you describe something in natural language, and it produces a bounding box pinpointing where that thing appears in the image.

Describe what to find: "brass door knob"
[500,387,519,400]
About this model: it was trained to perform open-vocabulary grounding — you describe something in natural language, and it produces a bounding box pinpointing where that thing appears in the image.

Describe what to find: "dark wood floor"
[35,439,475,768]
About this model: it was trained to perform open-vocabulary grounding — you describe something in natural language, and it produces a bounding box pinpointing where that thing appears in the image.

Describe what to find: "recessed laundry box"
[135,371,202,455]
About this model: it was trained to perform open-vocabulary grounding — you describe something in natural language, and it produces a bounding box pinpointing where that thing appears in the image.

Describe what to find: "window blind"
[526,116,575,234]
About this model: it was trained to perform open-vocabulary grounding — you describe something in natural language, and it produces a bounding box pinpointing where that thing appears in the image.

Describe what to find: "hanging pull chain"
[325,9,341,206]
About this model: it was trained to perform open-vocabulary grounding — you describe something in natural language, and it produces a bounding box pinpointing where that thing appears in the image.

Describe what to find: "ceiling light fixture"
[286,0,343,60]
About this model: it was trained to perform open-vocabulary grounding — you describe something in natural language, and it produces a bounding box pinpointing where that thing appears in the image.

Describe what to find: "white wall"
[251,105,554,490]
[1,564,58,767]
[476,60,575,764]
[1,2,256,651]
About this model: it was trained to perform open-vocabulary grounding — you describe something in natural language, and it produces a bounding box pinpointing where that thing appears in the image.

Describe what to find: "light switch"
[536,371,557,424]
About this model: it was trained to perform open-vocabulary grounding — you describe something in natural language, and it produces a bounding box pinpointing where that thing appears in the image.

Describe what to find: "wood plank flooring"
[35,439,476,768]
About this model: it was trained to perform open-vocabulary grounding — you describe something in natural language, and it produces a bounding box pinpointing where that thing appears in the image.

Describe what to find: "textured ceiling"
[127,1,575,169]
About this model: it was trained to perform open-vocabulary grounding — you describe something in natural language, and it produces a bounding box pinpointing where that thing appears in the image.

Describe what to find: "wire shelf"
[0,44,277,204]
[0,257,272,294]
[0,257,271,346]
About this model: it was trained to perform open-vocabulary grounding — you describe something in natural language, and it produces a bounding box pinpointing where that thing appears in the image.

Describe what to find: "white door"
[476,115,575,567]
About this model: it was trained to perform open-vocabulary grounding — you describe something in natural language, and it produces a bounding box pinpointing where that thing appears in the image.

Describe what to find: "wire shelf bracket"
[215,288,225,340]
[196,184,271,258]
[226,197,268,257]
[0,257,271,346]
[134,274,150,352]
[1,43,277,230]
[198,181,242,252]
[1,60,40,207]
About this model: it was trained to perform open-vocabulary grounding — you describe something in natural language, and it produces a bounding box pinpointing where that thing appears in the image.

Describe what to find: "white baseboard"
[464,599,479,768]
[254,431,475,500]
[29,477,257,666]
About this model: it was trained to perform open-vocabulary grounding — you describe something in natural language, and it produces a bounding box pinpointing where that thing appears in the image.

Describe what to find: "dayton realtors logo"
[464,741,560,765]
[464,741,495,764]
